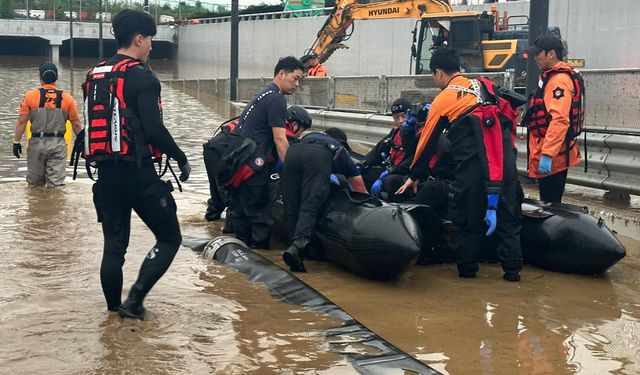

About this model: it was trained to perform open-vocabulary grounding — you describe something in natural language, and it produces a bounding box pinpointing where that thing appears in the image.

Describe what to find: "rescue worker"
[396,48,523,281]
[229,56,304,249]
[203,105,313,222]
[305,54,328,77]
[13,62,83,187]
[281,127,367,272]
[523,34,583,203]
[362,98,423,202]
[83,9,191,320]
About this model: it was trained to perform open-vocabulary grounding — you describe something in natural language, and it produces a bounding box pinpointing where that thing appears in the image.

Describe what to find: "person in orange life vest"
[229,56,304,249]
[13,62,83,187]
[84,10,191,320]
[524,34,582,203]
[306,54,328,77]
[396,47,523,281]
[363,98,421,202]
[203,105,312,222]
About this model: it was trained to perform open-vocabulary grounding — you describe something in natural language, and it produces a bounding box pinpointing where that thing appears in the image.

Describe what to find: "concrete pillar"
[50,43,62,65]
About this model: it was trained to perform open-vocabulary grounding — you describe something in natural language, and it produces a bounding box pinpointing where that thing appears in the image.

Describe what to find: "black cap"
[391,98,411,114]
[325,127,351,152]
[39,62,58,84]
[524,34,563,55]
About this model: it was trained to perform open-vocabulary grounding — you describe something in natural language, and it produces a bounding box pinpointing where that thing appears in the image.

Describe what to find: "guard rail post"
[379,75,388,114]
[328,76,336,110]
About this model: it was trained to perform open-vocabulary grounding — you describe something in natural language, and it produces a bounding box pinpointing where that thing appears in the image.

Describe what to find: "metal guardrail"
[306,109,640,196]
[192,7,333,24]
[162,69,640,196]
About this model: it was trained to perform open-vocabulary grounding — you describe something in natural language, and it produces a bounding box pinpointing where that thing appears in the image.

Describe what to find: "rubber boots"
[283,241,308,273]
[118,285,146,320]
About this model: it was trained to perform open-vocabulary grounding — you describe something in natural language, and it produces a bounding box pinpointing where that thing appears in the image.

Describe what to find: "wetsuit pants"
[449,152,523,276]
[538,169,568,203]
[381,174,414,203]
[281,143,332,247]
[93,163,182,310]
[228,166,272,248]
[203,144,227,220]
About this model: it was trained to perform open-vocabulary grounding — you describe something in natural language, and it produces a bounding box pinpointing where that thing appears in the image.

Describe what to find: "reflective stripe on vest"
[83,58,163,163]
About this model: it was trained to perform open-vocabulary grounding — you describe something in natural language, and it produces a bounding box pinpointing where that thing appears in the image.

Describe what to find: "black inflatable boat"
[273,185,625,277]
[271,187,430,280]
[398,198,625,275]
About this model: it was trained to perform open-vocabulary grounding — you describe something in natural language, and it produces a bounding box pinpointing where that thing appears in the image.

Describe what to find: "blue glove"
[538,155,552,175]
[371,170,389,197]
[484,194,499,236]
[403,114,417,130]
[329,174,340,186]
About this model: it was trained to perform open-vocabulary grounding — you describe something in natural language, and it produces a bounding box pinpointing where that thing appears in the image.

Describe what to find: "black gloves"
[12,142,22,159]
[178,160,191,182]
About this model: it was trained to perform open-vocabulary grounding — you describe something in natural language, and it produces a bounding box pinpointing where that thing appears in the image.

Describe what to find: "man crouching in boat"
[281,127,368,272]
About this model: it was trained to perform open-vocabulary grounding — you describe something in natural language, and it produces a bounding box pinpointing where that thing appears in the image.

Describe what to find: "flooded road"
[2,55,640,374]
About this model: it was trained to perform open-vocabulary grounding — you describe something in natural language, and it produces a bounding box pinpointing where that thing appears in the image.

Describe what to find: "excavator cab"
[414,11,530,89]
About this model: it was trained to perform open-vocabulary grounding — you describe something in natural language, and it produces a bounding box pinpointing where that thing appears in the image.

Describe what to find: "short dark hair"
[274,56,304,77]
[112,9,157,49]
[550,47,564,60]
[429,47,461,75]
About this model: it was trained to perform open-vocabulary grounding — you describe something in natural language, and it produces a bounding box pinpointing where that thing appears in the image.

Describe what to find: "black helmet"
[286,105,312,129]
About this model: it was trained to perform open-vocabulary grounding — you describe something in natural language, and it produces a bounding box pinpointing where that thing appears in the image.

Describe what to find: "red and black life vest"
[389,130,405,166]
[525,65,585,139]
[83,58,162,165]
[445,77,520,190]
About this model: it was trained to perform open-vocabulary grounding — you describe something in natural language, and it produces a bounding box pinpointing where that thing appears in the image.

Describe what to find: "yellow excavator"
[306,0,556,87]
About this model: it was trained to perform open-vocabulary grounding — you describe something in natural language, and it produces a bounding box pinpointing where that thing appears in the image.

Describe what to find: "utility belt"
[31,131,65,138]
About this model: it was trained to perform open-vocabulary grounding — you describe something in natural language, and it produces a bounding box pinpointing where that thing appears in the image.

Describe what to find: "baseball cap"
[325,127,351,152]
[524,34,563,55]
[39,62,58,84]
[391,98,411,114]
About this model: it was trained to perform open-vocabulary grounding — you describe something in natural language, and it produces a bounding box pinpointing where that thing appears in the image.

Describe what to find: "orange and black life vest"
[525,65,585,139]
[83,57,162,166]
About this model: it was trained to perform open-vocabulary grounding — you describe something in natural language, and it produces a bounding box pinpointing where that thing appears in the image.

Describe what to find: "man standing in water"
[83,9,191,320]
[12,62,83,187]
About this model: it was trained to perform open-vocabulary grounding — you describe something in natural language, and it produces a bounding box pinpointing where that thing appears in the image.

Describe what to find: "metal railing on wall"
[162,69,640,196]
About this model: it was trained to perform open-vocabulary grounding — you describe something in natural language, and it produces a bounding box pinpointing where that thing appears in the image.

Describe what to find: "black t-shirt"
[301,132,361,177]
[236,83,286,156]
[100,54,187,165]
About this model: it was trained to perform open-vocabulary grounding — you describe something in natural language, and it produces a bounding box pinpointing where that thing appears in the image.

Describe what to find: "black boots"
[283,242,307,273]
[503,272,521,282]
[118,286,146,320]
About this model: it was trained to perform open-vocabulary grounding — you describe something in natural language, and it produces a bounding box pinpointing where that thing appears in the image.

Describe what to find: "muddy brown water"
[1,56,640,374]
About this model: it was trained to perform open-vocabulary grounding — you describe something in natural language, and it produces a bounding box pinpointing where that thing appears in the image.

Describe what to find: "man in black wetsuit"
[230,56,304,249]
[83,9,191,320]
[281,127,367,272]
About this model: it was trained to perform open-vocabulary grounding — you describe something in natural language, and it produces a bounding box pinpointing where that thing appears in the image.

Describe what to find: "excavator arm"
[306,0,476,63]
